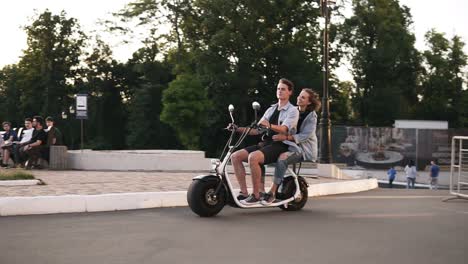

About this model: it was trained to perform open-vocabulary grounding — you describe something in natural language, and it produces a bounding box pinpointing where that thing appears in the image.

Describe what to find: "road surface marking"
[321,196,450,199]
[338,213,436,218]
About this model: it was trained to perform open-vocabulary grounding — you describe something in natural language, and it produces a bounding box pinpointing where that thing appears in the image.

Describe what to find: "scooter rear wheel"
[278,176,308,211]
[187,179,226,217]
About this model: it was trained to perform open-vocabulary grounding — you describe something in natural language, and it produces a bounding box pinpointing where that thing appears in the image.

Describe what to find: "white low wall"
[67,150,212,171]
[317,164,357,179]
[309,178,378,196]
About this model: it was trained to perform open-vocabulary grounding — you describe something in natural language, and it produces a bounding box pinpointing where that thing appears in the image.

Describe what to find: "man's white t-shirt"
[20,128,34,143]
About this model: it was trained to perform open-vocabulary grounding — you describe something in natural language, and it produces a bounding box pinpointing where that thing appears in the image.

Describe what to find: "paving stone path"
[0,169,342,197]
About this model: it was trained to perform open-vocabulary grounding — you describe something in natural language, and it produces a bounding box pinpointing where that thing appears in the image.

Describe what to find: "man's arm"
[233,105,275,135]
[260,107,299,135]
[233,126,260,135]
[26,131,45,149]
[258,120,289,134]
[27,140,42,148]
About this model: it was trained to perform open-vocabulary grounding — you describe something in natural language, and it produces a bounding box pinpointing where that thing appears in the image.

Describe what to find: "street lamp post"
[319,0,334,164]
[61,108,74,150]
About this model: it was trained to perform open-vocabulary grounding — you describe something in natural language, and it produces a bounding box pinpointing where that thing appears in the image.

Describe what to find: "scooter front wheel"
[187,179,226,217]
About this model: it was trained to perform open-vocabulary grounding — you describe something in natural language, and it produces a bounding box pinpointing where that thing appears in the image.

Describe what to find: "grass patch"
[0,170,35,181]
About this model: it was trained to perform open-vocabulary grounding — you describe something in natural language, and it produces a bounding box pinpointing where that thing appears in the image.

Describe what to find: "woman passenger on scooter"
[262,88,320,205]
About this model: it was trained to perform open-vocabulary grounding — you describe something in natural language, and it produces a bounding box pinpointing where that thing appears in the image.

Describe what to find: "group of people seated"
[0,116,63,169]
[229,78,320,205]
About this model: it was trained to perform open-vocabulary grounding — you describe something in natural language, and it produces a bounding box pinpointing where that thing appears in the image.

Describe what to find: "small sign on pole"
[75,94,88,152]
[76,94,88,120]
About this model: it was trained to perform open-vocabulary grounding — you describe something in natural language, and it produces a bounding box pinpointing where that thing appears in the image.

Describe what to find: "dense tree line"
[0,0,466,155]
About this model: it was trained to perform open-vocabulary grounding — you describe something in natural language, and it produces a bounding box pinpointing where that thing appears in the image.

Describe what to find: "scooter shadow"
[188,207,336,222]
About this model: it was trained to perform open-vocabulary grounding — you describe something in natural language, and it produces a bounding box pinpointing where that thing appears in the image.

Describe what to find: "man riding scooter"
[230,78,299,205]
[263,88,320,205]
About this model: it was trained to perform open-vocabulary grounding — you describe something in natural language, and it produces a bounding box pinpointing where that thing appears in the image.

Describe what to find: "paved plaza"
[0,169,341,197]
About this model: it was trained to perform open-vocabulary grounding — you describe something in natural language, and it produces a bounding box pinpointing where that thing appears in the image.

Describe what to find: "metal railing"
[449,136,468,198]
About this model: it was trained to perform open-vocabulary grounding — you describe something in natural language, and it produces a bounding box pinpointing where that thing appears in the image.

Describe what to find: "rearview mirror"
[252,102,260,111]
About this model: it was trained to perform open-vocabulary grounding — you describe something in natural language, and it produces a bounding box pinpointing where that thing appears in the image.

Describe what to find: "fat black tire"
[187,179,226,217]
[278,176,308,211]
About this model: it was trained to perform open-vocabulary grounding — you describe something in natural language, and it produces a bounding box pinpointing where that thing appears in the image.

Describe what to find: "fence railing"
[450,136,468,198]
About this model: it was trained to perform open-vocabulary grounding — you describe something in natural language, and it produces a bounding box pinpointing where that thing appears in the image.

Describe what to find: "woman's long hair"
[302,88,321,112]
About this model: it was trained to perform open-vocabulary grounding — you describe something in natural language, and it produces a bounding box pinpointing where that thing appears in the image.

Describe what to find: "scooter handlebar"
[225,123,238,132]
[223,123,268,135]
[255,124,269,134]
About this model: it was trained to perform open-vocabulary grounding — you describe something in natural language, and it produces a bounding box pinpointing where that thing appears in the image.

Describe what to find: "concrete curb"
[0,179,41,186]
[0,179,378,216]
[377,180,439,189]
[309,178,378,196]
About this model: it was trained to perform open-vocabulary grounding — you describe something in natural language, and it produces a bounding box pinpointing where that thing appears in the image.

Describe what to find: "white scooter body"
[197,145,304,209]
[187,102,309,216]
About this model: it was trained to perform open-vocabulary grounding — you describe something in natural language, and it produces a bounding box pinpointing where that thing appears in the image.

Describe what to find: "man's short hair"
[45,116,55,123]
[33,116,45,127]
[2,121,11,127]
[279,78,294,92]
[24,118,32,122]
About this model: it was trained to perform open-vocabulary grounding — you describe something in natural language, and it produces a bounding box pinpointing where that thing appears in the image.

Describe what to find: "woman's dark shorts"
[243,142,289,165]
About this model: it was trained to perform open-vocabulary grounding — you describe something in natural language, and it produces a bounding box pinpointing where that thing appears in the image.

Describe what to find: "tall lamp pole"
[319,0,334,164]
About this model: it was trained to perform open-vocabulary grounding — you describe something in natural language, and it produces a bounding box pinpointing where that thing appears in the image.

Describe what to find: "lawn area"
[0,170,35,181]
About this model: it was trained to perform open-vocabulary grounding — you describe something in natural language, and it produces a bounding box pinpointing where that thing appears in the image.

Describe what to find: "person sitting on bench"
[1,121,18,167]
[41,116,64,162]
[8,118,35,167]
[22,116,47,169]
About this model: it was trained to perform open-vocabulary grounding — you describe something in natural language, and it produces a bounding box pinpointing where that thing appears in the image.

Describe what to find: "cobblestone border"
[0,179,41,186]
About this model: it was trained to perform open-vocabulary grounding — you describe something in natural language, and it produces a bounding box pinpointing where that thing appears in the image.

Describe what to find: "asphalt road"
[1,189,467,264]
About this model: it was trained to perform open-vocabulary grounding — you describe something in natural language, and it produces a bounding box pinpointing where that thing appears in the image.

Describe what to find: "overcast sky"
[1,0,467,81]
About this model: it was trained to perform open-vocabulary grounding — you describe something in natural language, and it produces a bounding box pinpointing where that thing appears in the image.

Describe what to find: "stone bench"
[49,145,68,170]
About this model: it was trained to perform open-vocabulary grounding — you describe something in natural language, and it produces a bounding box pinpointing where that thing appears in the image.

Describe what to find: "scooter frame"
[194,119,305,209]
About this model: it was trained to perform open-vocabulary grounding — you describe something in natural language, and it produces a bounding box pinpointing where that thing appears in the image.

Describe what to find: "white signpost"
[76,94,88,152]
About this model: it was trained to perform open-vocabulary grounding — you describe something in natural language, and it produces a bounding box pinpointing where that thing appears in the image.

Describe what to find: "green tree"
[19,10,86,118]
[118,0,328,154]
[125,42,181,149]
[341,0,421,126]
[0,65,23,125]
[330,81,354,124]
[82,38,127,149]
[126,83,182,149]
[417,30,467,127]
[161,74,211,149]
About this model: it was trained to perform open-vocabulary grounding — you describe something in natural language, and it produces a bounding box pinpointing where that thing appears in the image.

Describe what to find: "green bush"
[0,170,35,181]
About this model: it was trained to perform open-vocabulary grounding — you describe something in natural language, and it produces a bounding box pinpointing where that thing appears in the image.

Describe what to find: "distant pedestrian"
[429,160,440,190]
[387,166,397,188]
[404,160,417,189]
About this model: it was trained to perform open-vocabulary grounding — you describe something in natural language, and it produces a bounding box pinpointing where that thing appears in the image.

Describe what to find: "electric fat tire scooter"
[187,102,309,217]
